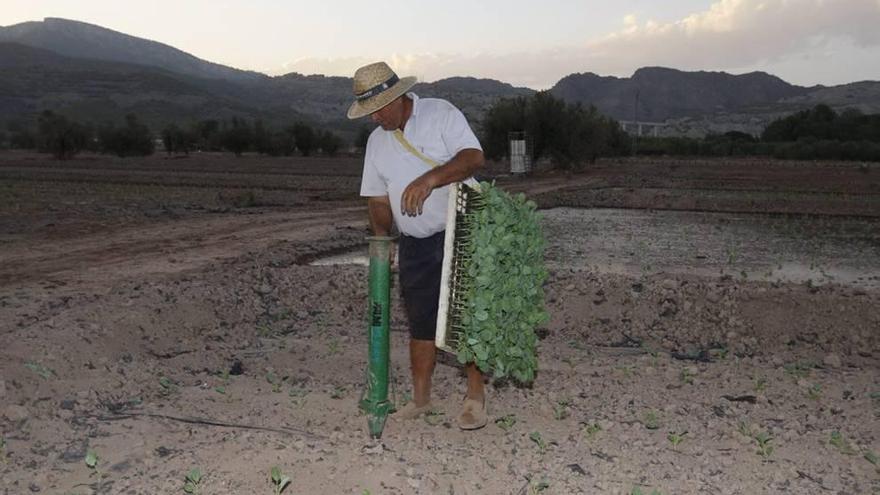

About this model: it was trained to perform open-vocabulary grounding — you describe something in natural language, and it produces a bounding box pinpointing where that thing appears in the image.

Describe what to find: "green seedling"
[737,420,752,438]
[567,340,588,351]
[783,361,813,379]
[0,437,7,464]
[257,324,273,338]
[680,368,695,385]
[754,431,774,459]
[327,339,340,356]
[529,431,548,454]
[829,431,856,455]
[528,478,550,494]
[807,384,822,400]
[864,450,878,466]
[24,361,56,380]
[158,376,177,394]
[495,414,517,432]
[288,387,308,408]
[214,385,226,395]
[667,431,687,451]
[265,371,284,393]
[270,466,291,495]
[553,398,571,420]
[85,450,103,478]
[616,365,636,378]
[642,410,660,430]
[329,386,346,399]
[423,410,444,426]
[753,376,767,393]
[183,468,202,494]
[581,422,602,441]
[631,488,663,495]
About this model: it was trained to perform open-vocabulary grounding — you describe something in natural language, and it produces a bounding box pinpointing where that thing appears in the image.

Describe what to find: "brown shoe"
[457,398,488,430]
[393,401,434,420]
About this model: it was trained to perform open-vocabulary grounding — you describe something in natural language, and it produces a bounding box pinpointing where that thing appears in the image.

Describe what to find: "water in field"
[541,207,880,289]
[310,208,880,289]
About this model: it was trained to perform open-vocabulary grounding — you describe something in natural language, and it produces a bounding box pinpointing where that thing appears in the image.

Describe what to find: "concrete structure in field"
[619,120,667,137]
[508,131,533,175]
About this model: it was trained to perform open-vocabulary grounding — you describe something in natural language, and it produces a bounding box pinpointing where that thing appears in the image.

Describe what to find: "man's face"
[370,96,405,131]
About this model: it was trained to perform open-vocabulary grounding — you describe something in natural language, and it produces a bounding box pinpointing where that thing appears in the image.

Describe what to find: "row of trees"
[636,105,880,161]
[160,118,345,157]
[482,92,629,169]
[2,112,346,160]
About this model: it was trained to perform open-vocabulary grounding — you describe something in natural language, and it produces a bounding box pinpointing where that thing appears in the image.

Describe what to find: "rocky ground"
[1,153,879,494]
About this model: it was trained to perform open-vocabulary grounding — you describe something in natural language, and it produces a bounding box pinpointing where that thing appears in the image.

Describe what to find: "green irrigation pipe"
[359,236,395,438]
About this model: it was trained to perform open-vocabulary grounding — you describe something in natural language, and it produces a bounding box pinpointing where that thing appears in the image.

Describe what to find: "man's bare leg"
[465,363,485,402]
[410,339,436,406]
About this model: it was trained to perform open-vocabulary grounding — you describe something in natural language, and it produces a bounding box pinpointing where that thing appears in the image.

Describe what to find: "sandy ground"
[1,153,879,495]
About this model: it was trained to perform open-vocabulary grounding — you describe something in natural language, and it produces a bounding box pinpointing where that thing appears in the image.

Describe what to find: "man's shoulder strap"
[392,129,440,168]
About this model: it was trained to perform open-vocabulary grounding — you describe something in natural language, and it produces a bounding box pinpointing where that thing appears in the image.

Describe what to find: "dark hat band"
[355,74,400,101]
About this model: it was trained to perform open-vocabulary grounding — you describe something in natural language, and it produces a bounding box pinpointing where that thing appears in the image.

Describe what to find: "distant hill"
[550,67,812,122]
[1,17,879,139]
[0,17,265,84]
[0,42,305,130]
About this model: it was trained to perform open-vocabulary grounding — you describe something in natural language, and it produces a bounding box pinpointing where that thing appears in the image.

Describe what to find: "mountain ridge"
[2,17,879,138]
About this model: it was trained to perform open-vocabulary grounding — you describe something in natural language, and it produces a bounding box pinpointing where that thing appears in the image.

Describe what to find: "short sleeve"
[360,132,387,197]
[441,105,482,157]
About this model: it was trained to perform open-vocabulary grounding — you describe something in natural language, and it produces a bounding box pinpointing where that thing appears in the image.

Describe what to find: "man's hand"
[401,172,438,217]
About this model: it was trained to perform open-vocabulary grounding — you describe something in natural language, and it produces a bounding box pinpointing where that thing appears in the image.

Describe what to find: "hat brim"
[346,76,418,120]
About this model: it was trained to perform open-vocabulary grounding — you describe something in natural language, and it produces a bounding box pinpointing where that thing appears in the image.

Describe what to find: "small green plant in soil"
[553,398,571,420]
[631,488,663,495]
[85,450,103,478]
[829,431,856,455]
[864,450,878,468]
[423,410,444,426]
[807,384,822,400]
[158,376,177,395]
[753,376,767,393]
[667,431,687,451]
[288,387,308,408]
[642,410,660,430]
[528,478,549,494]
[266,371,283,393]
[0,437,7,464]
[738,420,752,438]
[327,339,340,356]
[529,431,548,454]
[270,466,291,495]
[754,431,774,459]
[680,368,695,385]
[495,414,517,432]
[25,361,56,380]
[581,422,602,441]
[183,468,202,494]
[329,385,346,399]
[783,361,813,379]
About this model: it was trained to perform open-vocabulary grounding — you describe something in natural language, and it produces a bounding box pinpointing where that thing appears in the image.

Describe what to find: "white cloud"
[275,0,880,88]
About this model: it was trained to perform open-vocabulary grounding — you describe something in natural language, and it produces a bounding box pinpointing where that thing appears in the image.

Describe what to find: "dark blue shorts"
[398,231,445,341]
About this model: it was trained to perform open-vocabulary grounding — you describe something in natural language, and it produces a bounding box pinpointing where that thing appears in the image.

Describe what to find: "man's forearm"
[367,197,394,236]
[425,148,484,189]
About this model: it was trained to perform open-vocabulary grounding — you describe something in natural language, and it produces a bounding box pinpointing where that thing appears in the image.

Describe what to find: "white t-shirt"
[360,93,482,238]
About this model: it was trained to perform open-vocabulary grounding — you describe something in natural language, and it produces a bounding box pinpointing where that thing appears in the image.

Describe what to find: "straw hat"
[346,62,417,120]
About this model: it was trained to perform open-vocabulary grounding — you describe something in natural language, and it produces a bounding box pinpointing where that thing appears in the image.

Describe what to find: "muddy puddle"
[309,207,880,289]
[542,207,880,289]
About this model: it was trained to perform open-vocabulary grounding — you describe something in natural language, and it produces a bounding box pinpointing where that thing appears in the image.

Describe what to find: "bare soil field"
[1,152,879,495]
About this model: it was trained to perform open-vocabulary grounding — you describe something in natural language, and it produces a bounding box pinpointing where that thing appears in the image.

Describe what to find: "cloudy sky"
[3,0,879,88]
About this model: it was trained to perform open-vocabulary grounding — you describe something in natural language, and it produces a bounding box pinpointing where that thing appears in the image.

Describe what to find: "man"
[347,61,487,430]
